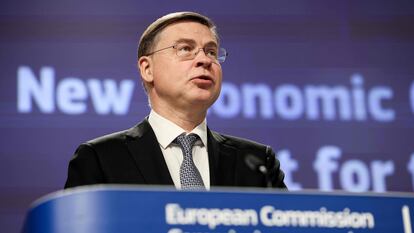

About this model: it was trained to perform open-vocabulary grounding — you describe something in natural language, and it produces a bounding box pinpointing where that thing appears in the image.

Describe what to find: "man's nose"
[194,48,213,67]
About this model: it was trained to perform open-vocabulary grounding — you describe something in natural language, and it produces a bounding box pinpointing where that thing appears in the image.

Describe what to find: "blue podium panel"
[23,186,414,233]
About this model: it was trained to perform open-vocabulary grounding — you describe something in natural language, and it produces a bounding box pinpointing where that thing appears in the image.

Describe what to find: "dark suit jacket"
[64,119,286,189]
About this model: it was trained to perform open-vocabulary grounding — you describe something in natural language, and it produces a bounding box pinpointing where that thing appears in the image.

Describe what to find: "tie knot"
[175,134,199,150]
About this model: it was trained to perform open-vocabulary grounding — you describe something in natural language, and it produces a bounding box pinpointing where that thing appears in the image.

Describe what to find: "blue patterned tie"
[175,134,205,190]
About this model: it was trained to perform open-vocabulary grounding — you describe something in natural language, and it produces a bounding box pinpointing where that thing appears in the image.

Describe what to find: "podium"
[23,186,414,233]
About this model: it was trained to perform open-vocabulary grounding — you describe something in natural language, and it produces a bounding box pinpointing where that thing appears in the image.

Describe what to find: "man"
[65,12,286,190]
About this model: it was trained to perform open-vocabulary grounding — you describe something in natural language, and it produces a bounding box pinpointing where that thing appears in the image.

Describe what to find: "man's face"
[143,21,222,112]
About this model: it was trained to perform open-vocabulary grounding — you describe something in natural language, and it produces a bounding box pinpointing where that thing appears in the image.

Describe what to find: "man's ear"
[138,56,153,84]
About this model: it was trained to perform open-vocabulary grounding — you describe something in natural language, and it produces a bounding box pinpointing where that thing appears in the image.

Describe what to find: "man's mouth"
[191,75,214,83]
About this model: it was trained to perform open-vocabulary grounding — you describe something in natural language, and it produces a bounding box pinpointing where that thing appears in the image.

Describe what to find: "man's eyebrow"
[175,38,196,45]
[174,38,218,48]
[204,41,218,48]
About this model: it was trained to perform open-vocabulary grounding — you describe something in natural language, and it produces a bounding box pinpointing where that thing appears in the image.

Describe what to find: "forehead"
[156,21,217,45]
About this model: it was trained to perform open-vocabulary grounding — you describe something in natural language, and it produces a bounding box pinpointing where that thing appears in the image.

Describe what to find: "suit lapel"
[207,129,237,187]
[123,120,237,187]
[125,119,174,185]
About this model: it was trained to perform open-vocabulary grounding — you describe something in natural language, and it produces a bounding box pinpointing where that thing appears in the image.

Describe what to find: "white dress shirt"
[148,110,210,189]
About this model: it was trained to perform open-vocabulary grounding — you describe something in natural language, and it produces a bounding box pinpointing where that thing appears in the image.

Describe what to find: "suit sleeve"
[64,143,106,189]
[266,146,288,189]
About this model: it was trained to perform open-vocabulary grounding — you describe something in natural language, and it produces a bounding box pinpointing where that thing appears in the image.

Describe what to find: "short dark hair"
[137,12,219,59]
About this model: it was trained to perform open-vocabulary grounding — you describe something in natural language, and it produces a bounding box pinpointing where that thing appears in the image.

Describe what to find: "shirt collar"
[148,110,208,149]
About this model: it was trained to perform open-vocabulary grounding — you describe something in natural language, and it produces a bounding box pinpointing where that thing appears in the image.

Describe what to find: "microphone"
[245,154,273,188]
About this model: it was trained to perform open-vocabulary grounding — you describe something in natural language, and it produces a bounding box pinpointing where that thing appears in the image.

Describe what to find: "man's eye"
[178,45,192,52]
[206,49,218,57]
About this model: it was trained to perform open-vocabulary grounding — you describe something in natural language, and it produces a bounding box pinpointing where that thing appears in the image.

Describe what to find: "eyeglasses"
[145,42,228,63]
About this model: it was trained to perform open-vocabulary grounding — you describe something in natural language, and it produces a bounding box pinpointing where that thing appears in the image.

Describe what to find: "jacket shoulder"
[87,129,130,145]
[210,131,270,152]
[85,119,150,149]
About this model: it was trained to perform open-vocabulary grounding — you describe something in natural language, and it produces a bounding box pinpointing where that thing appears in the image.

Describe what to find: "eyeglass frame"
[144,43,228,63]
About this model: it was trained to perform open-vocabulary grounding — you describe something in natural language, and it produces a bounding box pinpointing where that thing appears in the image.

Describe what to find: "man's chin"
[188,96,215,108]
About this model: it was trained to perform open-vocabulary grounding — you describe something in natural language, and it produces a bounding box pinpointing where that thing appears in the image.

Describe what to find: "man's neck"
[151,105,206,132]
